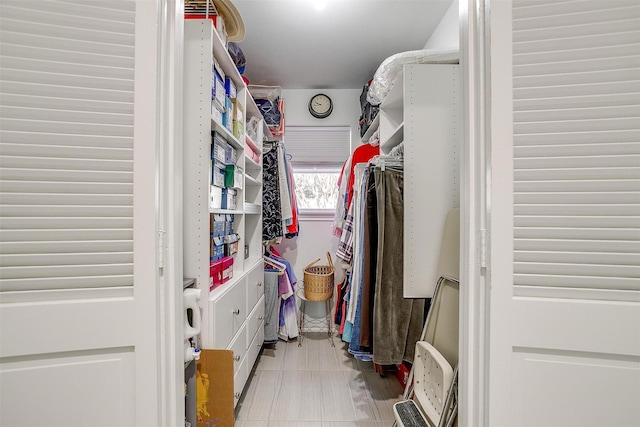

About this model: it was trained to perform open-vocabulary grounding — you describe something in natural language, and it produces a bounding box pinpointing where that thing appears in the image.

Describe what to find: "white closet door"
[0,1,163,426]
[486,1,640,426]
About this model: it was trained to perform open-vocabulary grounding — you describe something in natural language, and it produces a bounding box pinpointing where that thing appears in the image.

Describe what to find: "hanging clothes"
[284,150,299,238]
[277,143,293,226]
[332,143,425,366]
[372,167,424,365]
[344,164,368,332]
[333,156,352,237]
[263,270,280,344]
[263,145,283,241]
[263,141,299,243]
[359,169,378,348]
[268,248,299,341]
[345,142,379,211]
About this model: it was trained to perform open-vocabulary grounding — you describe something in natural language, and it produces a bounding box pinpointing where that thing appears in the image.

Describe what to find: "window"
[293,168,340,210]
[284,126,351,214]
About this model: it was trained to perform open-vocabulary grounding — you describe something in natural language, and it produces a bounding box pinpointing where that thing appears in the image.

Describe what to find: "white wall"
[280,88,362,152]
[274,88,360,323]
[423,0,459,50]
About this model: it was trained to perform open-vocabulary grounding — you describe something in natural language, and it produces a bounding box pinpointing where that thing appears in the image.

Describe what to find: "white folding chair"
[392,275,460,427]
[393,341,455,426]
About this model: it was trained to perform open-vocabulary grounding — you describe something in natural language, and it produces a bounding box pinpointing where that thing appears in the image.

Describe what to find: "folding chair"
[392,275,460,427]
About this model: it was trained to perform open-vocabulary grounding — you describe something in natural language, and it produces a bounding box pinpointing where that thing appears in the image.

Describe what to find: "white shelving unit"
[183,19,267,408]
[363,64,460,298]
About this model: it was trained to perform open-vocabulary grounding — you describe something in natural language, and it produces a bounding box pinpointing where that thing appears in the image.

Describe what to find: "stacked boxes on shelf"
[222,96,233,132]
[210,131,239,210]
[211,59,225,124]
[209,212,238,290]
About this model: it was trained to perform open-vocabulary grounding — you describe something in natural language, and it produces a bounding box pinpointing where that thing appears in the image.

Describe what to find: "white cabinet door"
[483,1,640,426]
[0,1,166,426]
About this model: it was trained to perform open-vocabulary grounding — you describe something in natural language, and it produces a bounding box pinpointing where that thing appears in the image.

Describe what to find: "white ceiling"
[232,0,454,89]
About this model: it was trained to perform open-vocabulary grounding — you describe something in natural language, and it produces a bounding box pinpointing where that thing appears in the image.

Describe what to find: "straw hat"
[213,0,246,42]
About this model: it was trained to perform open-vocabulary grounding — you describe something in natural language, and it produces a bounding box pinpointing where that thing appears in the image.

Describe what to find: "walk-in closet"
[2,1,638,426]
[182,0,462,425]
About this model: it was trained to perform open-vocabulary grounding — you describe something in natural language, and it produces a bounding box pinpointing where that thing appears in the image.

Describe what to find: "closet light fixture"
[311,0,327,11]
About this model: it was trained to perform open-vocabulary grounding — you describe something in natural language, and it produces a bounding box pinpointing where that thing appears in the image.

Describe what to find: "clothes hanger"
[370,154,403,171]
[263,140,278,153]
[263,256,286,275]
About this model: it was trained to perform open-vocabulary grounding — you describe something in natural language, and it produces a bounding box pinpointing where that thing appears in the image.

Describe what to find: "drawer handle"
[233,308,240,315]
[257,282,262,287]
[257,316,264,321]
[234,355,240,362]
[234,392,241,399]
[257,342,262,348]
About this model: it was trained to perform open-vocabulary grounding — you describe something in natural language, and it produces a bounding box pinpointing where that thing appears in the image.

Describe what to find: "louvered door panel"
[0,0,135,293]
[512,0,640,297]
[0,1,165,424]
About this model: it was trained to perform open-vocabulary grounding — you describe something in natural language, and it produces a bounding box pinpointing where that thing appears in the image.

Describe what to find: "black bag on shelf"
[255,97,281,126]
[358,81,379,138]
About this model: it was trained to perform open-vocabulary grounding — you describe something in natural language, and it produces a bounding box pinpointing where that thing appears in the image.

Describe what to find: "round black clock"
[309,93,333,119]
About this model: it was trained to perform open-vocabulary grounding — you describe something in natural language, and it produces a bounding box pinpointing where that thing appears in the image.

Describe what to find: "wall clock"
[309,93,333,119]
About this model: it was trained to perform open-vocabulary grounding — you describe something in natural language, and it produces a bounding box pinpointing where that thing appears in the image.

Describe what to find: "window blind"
[0,0,135,292]
[283,126,351,168]
[512,0,640,294]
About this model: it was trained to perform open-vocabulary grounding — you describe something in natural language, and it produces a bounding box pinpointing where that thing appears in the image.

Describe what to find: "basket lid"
[213,0,245,42]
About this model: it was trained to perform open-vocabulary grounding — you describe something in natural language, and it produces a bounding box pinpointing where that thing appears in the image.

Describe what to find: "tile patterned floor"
[235,332,403,427]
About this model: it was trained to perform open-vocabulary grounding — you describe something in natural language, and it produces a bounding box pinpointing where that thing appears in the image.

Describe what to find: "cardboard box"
[196,350,234,427]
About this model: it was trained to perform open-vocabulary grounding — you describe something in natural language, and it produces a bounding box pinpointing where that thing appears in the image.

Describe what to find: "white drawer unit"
[247,321,265,374]
[211,276,247,349]
[247,295,265,349]
[247,262,265,313]
[233,355,249,408]
[229,326,247,376]
[208,260,265,411]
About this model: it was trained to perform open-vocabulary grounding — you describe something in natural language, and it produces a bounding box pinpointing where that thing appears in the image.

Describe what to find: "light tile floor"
[235,332,403,427]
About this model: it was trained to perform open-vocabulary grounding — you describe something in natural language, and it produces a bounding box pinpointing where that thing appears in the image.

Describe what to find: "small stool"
[296,283,334,347]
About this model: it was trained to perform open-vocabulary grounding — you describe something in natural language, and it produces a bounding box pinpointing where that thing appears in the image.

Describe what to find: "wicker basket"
[303,252,334,301]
